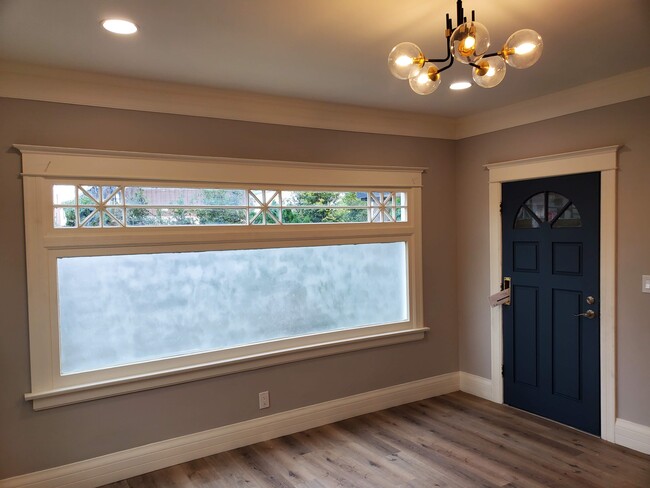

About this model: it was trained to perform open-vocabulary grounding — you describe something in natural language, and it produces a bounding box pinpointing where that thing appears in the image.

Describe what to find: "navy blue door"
[502,172,600,435]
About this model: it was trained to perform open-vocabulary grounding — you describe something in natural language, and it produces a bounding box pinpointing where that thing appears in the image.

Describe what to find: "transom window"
[18,145,425,410]
[52,185,408,228]
[514,191,581,229]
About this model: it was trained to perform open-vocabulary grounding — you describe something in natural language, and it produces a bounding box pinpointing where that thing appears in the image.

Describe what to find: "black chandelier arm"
[456,0,465,26]
[435,54,455,74]
[426,32,453,63]
[482,52,501,58]
[426,48,451,63]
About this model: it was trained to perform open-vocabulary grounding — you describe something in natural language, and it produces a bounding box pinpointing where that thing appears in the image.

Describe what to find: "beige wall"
[1,95,648,479]
[0,97,458,478]
[456,97,650,427]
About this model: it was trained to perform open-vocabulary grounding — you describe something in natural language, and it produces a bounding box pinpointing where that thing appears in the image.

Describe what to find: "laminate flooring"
[102,392,650,487]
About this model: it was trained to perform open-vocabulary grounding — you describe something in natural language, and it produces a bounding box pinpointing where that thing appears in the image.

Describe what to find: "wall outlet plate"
[259,391,270,409]
[643,275,650,294]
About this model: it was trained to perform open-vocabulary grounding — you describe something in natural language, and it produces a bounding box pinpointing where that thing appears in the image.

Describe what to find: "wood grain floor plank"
[405,400,605,488]
[419,404,610,488]
[100,393,649,488]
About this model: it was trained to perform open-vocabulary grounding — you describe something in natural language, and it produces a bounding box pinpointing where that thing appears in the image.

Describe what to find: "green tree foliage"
[63,190,99,227]
[282,192,367,223]
[196,189,246,225]
[126,188,155,226]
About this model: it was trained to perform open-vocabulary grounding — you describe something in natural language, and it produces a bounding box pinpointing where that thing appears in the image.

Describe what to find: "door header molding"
[484,146,620,183]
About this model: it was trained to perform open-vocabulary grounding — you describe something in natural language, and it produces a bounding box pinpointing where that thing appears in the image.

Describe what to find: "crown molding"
[455,67,650,139]
[0,60,455,140]
[0,60,648,141]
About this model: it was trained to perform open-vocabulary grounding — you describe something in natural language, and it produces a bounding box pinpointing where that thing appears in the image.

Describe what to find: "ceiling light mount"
[102,19,138,35]
[388,0,543,95]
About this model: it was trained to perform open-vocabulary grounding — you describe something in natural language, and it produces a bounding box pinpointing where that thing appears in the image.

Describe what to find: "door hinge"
[499,201,503,214]
[501,364,504,377]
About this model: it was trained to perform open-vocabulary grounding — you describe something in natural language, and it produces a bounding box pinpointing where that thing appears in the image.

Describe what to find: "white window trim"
[484,145,618,442]
[17,145,427,410]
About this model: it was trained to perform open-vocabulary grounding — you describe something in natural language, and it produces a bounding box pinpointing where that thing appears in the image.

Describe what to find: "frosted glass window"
[57,242,408,374]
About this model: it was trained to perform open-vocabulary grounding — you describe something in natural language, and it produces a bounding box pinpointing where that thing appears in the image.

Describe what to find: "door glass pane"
[552,203,582,228]
[525,193,545,222]
[514,207,540,229]
[547,192,570,222]
[57,242,409,374]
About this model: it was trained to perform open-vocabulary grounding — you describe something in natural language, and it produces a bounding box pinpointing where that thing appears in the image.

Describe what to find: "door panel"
[502,172,600,435]
[513,285,538,387]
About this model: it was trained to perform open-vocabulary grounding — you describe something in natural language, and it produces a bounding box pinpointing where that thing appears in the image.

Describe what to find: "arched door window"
[514,191,581,229]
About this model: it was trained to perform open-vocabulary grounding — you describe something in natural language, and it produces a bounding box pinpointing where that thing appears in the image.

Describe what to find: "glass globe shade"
[472,56,507,88]
[408,63,441,95]
[502,29,543,69]
[450,21,489,64]
[388,42,425,80]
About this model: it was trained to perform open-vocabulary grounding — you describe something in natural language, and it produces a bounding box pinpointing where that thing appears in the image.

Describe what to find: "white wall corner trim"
[0,60,454,140]
[456,67,650,139]
[459,372,493,401]
[615,419,650,455]
[0,373,459,488]
[485,146,618,443]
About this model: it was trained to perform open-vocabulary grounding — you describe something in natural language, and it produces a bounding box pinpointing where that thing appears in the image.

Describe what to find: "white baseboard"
[0,372,459,488]
[615,418,650,455]
[459,371,493,401]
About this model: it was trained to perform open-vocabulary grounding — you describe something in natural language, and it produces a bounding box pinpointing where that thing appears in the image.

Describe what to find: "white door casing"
[485,145,618,441]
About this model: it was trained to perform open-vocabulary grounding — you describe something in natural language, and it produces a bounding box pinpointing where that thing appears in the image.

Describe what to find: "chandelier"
[387,0,543,95]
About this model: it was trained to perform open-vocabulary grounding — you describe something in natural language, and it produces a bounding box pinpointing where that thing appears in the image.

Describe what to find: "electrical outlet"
[258,391,270,409]
[643,275,650,294]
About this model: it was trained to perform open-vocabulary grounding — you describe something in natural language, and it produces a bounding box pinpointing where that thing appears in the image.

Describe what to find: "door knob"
[574,309,596,319]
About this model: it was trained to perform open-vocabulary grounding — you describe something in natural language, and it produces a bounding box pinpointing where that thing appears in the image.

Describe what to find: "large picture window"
[18,145,426,409]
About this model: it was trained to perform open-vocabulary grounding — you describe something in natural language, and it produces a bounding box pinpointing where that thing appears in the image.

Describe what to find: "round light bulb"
[408,63,441,95]
[502,29,543,69]
[387,42,425,80]
[102,19,138,35]
[472,56,507,88]
[450,22,489,64]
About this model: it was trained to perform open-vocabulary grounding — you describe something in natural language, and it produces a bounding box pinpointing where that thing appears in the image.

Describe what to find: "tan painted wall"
[456,97,650,426]
[1,95,648,479]
[0,97,458,478]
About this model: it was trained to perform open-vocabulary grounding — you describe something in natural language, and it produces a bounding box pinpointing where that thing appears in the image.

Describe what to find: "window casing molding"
[17,145,427,410]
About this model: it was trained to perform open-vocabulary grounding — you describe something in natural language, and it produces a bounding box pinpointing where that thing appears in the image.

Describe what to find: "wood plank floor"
[102,392,650,488]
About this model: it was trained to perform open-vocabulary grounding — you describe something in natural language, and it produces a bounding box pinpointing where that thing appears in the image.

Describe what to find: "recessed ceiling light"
[449,81,472,90]
[102,19,138,35]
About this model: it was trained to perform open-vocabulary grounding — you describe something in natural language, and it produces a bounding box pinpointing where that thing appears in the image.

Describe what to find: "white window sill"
[25,327,428,410]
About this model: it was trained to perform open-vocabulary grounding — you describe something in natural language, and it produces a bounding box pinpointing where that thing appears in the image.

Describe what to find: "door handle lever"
[574,310,596,319]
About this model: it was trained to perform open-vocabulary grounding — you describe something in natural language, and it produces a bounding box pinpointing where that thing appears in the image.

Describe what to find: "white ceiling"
[0,0,648,118]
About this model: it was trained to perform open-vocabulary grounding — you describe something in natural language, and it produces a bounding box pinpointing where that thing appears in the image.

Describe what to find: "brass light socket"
[474,60,490,76]
[499,47,515,59]
[428,66,440,82]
